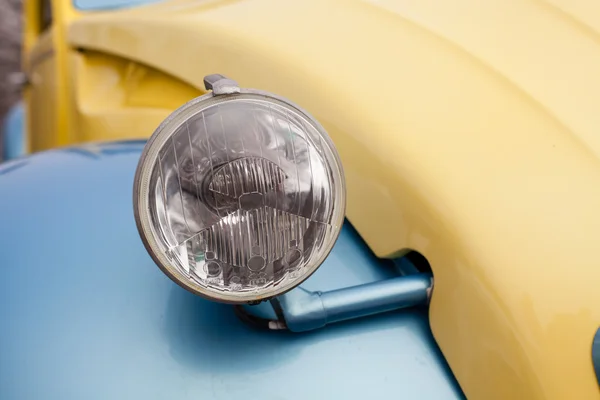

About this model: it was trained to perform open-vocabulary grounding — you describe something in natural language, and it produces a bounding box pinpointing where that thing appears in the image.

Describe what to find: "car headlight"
[134,75,346,303]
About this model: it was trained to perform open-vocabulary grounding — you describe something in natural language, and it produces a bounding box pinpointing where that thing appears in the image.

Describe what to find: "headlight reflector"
[134,79,345,303]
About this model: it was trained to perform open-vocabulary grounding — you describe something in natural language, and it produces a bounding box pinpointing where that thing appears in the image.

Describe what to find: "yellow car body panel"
[24,0,600,399]
[24,28,58,153]
[23,0,203,152]
[24,0,78,150]
[68,50,202,144]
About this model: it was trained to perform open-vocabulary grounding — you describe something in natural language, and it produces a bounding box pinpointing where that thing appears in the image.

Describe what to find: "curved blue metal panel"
[0,142,463,399]
[73,0,163,11]
[593,328,600,385]
[1,102,25,161]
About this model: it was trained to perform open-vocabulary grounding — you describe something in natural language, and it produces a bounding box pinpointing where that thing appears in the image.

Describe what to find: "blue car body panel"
[0,141,463,399]
[593,328,600,385]
[73,0,162,11]
[1,102,25,161]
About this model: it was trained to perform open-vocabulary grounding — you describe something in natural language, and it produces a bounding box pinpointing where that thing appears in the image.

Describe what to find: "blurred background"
[0,0,22,125]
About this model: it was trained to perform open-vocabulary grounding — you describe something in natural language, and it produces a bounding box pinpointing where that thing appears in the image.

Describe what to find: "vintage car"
[1,0,600,399]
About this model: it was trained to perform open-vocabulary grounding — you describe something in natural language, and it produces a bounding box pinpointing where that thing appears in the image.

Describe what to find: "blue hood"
[0,141,462,399]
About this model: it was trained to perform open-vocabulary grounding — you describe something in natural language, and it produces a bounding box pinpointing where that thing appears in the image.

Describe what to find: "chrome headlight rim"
[134,88,346,304]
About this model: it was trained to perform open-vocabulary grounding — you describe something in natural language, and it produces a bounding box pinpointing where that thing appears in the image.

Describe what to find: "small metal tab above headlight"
[134,75,346,304]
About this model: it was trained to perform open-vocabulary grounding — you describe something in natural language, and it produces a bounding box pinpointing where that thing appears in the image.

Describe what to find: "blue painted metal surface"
[0,142,464,399]
[593,328,600,385]
[278,273,432,332]
[74,0,162,11]
[393,256,421,275]
[2,102,25,161]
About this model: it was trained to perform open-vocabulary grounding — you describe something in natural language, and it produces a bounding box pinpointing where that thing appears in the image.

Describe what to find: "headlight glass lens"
[135,91,345,303]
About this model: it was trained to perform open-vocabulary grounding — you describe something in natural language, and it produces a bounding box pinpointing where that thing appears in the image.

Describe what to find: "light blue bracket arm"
[274,273,433,332]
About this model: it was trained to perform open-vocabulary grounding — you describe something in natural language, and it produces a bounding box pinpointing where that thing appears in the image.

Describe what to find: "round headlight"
[134,75,346,303]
